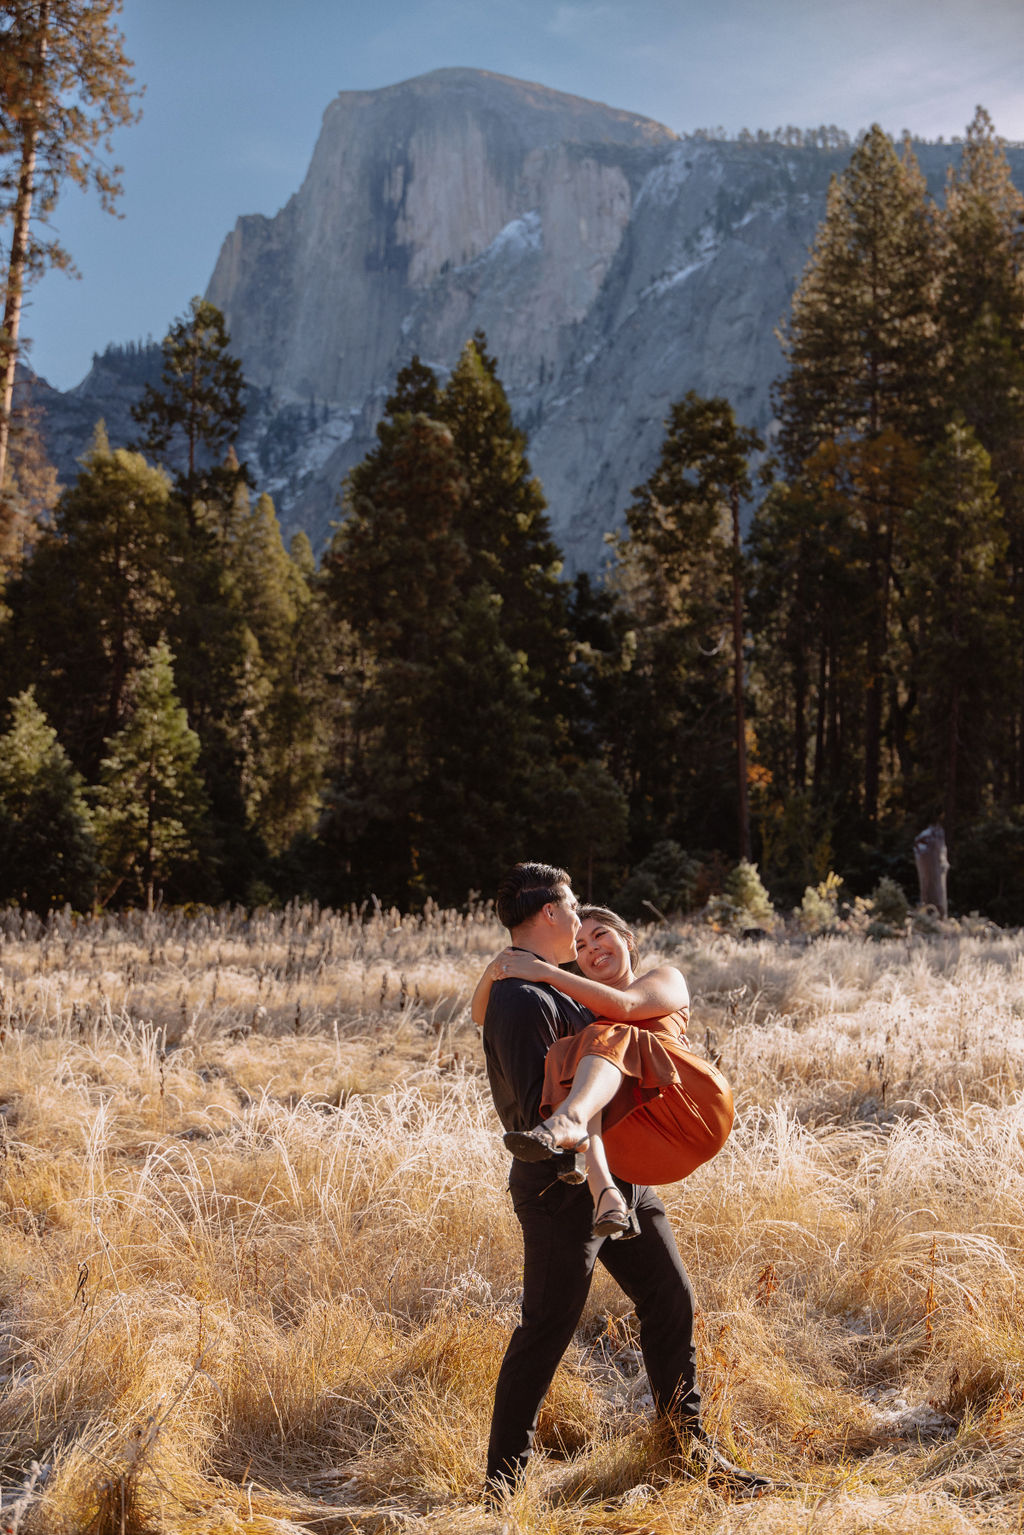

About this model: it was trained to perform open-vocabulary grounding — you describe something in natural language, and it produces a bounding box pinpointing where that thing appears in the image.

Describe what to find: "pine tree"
[773,126,937,825]
[129,302,258,871]
[319,338,629,905]
[407,584,566,905]
[613,392,763,859]
[322,411,471,901]
[0,0,141,488]
[0,387,58,590]
[383,338,575,716]
[90,640,207,909]
[330,412,469,674]
[902,420,1010,838]
[747,480,821,798]
[131,297,247,530]
[3,426,177,772]
[436,334,572,712]
[776,126,937,462]
[386,353,442,416]
[0,686,96,909]
[231,495,329,853]
[937,108,1024,481]
[937,108,1024,803]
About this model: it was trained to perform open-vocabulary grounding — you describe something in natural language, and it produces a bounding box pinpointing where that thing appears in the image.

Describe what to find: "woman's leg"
[542,1055,624,1149]
[584,1114,628,1229]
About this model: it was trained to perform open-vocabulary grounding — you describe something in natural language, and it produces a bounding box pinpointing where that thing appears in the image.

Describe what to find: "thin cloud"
[547,3,617,38]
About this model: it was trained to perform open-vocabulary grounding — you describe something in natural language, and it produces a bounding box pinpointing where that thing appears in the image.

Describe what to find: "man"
[481,860,769,1500]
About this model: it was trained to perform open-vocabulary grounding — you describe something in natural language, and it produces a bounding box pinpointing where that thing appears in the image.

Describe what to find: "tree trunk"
[0,0,137,493]
[813,639,826,792]
[914,824,949,916]
[827,635,842,785]
[945,683,960,846]
[0,103,43,492]
[863,536,883,826]
[1015,564,1024,803]
[145,772,156,913]
[731,487,751,860]
[945,563,963,842]
[792,564,808,789]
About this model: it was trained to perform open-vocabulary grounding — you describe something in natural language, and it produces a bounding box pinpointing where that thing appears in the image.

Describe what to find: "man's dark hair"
[496,861,572,931]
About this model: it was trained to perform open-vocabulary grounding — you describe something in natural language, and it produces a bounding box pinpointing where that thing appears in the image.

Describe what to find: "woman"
[472,906,734,1240]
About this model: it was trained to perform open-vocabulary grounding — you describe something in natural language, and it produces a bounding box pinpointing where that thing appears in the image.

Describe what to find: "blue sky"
[20,0,1024,389]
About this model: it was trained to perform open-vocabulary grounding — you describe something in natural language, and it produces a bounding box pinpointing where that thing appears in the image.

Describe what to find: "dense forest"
[2,110,1024,922]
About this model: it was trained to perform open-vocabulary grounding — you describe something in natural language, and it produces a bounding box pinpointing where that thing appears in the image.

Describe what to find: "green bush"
[704,859,776,931]
[797,871,843,935]
[947,813,1024,926]
[869,875,909,929]
[615,840,702,919]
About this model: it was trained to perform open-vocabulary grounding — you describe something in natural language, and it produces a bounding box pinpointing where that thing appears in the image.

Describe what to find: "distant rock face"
[207,69,671,397]
[32,68,1024,571]
[25,343,164,478]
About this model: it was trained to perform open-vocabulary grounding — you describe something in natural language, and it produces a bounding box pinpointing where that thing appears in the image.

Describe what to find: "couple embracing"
[475,860,771,1503]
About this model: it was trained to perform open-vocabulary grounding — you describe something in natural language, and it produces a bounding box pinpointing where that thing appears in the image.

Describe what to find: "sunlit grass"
[0,904,1022,1531]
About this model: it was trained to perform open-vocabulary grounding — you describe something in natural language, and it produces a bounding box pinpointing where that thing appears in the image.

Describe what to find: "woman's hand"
[487,948,553,984]
[473,948,557,1029]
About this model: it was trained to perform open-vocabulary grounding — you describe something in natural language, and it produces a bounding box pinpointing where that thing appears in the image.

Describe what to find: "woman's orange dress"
[540,1008,733,1186]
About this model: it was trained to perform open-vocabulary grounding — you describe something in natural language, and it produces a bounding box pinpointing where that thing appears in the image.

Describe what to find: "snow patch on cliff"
[641,225,720,301]
[635,143,714,207]
[474,210,542,266]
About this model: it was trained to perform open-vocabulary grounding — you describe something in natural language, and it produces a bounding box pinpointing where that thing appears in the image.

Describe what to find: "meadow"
[0,901,1022,1534]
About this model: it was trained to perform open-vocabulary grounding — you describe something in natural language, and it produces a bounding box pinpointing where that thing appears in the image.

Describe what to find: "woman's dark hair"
[577,904,639,967]
[496,861,572,931]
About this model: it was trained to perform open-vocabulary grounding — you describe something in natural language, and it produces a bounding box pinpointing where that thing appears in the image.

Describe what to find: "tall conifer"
[777,126,937,461]
[322,344,613,905]
[130,301,257,872]
[91,640,207,909]
[0,0,140,489]
[937,108,1024,801]
[231,495,328,853]
[323,411,470,900]
[613,392,762,858]
[438,335,572,713]
[4,427,176,772]
[774,126,937,825]
[903,422,1010,838]
[131,297,247,530]
[0,686,96,909]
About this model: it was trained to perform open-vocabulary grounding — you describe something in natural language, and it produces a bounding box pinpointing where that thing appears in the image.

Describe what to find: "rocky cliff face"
[32,68,1024,571]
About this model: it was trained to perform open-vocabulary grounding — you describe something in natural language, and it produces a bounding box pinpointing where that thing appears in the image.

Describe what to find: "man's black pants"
[485,1170,701,1490]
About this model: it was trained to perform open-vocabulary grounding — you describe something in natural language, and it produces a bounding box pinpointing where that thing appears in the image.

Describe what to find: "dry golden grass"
[1,904,1023,1533]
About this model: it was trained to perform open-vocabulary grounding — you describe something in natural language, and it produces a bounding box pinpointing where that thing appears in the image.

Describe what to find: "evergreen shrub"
[614,840,702,919]
[948,813,1024,927]
[869,875,910,930]
[705,859,775,930]
[797,871,843,935]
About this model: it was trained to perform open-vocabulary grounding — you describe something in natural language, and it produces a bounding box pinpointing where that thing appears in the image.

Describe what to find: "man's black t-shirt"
[482,976,593,1133]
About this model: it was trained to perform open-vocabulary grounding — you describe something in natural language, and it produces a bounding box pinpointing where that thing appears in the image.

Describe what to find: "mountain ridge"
[28,70,1024,571]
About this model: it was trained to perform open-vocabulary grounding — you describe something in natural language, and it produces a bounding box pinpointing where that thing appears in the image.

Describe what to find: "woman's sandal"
[592,1186,633,1240]
[503,1123,587,1162]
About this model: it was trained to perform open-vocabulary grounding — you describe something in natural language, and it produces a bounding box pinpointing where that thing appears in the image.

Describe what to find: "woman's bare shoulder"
[641,961,686,981]
[638,961,689,1005]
